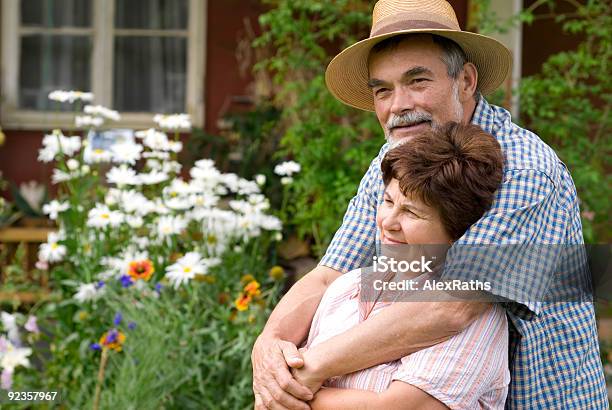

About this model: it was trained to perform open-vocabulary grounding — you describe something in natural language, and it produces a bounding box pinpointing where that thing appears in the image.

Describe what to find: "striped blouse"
[306,268,510,409]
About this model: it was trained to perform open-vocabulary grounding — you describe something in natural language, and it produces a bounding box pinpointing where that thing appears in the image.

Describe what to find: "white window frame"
[1,0,206,130]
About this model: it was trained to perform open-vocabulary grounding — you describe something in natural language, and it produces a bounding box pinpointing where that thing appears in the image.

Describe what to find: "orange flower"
[128,259,155,281]
[235,294,252,311]
[99,329,126,352]
[244,280,261,297]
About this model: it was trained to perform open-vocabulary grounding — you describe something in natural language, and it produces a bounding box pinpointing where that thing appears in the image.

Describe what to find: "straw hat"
[325,0,512,111]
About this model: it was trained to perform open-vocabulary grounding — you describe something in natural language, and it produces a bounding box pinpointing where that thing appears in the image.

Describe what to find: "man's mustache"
[386,112,433,131]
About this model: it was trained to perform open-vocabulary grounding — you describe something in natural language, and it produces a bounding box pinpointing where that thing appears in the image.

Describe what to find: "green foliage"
[515,0,610,242]
[254,0,382,256]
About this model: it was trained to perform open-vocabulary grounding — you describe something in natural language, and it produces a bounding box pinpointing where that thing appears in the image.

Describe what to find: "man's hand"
[252,335,314,409]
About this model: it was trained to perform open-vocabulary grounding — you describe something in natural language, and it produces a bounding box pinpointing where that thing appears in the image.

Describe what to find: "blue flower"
[128,322,136,330]
[113,312,122,326]
[120,275,133,288]
[90,343,102,351]
[105,329,119,344]
[154,282,163,292]
[96,280,105,289]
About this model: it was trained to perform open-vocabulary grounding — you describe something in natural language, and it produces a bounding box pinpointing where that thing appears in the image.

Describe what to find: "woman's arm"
[310,382,449,410]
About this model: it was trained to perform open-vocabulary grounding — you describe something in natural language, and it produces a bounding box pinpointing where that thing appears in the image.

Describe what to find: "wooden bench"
[0,227,55,303]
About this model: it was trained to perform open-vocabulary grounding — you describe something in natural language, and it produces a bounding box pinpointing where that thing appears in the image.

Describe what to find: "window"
[1,0,206,129]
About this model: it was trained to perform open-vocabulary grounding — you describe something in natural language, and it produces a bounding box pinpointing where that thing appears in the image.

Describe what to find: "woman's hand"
[290,348,325,395]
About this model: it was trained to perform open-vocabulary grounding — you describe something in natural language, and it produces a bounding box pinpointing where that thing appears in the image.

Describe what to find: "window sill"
[0,107,202,131]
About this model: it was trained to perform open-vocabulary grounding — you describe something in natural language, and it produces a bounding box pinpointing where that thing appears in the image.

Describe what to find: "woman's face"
[376,178,451,245]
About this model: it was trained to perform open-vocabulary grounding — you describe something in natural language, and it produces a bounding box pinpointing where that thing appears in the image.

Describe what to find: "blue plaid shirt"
[320,97,608,409]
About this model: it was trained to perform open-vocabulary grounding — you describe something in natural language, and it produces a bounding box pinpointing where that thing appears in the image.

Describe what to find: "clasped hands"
[252,335,326,410]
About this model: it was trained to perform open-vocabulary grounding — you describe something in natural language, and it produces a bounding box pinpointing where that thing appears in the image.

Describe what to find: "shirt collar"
[470,96,495,135]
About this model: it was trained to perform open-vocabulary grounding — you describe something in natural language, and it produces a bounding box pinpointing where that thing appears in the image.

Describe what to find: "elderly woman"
[303,122,509,409]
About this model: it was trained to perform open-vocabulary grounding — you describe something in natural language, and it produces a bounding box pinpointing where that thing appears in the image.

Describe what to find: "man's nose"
[389,86,415,116]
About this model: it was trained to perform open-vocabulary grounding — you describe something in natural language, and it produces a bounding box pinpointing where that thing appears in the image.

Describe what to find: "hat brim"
[325,29,513,112]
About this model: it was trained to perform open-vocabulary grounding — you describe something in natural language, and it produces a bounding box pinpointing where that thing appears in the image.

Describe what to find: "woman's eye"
[384,198,393,205]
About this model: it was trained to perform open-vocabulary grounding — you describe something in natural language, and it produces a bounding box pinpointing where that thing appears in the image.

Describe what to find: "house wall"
[0,0,264,195]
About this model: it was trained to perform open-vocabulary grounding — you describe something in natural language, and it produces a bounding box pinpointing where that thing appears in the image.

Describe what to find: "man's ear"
[458,62,478,102]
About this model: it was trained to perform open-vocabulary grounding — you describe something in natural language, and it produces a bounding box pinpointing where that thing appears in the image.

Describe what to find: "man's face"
[368,36,466,143]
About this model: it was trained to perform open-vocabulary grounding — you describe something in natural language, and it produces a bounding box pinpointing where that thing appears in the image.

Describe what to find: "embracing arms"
[310,383,449,410]
[252,263,488,410]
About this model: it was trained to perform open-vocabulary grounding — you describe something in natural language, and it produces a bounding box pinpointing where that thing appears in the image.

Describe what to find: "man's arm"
[310,383,449,410]
[293,294,489,391]
[252,264,341,409]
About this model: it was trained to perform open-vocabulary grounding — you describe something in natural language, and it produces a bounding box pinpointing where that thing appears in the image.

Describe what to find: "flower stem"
[93,347,109,410]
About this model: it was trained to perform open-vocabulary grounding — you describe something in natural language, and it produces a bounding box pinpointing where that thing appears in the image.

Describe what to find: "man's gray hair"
[369,34,481,99]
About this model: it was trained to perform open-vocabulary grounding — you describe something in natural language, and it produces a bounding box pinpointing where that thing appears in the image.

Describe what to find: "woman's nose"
[381,209,401,231]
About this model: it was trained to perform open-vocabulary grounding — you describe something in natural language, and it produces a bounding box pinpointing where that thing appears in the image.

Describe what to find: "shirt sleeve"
[441,169,568,319]
[392,306,510,410]
[319,145,387,273]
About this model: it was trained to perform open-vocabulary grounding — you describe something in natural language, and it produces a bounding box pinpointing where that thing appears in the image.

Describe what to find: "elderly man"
[251,0,608,409]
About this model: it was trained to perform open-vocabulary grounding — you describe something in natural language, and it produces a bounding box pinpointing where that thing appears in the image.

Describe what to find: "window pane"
[19,35,91,110]
[21,0,92,27]
[113,37,186,113]
[115,0,188,29]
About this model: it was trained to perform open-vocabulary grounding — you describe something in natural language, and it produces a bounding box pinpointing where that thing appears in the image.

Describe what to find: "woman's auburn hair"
[381,121,504,241]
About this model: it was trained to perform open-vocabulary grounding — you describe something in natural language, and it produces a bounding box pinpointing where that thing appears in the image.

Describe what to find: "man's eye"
[375,88,389,96]
[384,198,393,205]
[413,78,428,84]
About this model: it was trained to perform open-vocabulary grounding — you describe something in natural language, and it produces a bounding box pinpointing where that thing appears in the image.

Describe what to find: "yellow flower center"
[183,267,192,273]
[51,243,58,250]
[101,213,110,219]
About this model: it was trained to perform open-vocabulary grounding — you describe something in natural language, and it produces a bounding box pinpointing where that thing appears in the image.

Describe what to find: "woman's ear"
[458,62,478,102]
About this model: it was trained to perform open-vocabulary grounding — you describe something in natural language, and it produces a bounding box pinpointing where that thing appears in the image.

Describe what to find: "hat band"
[371,20,454,37]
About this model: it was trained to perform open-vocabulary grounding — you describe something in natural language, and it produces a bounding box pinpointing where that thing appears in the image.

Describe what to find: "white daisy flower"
[165,197,191,211]
[111,141,143,165]
[274,161,301,176]
[153,113,191,131]
[189,194,219,209]
[164,252,206,289]
[139,170,168,185]
[1,312,20,345]
[156,215,187,237]
[107,165,140,186]
[0,341,31,372]
[42,200,69,220]
[66,158,80,171]
[38,130,82,161]
[84,148,113,163]
[168,141,183,152]
[38,232,67,263]
[74,282,104,303]
[48,90,93,104]
[255,174,266,186]
[162,161,182,174]
[75,115,104,128]
[125,215,144,228]
[136,128,171,151]
[84,104,121,121]
[87,204,124,228]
